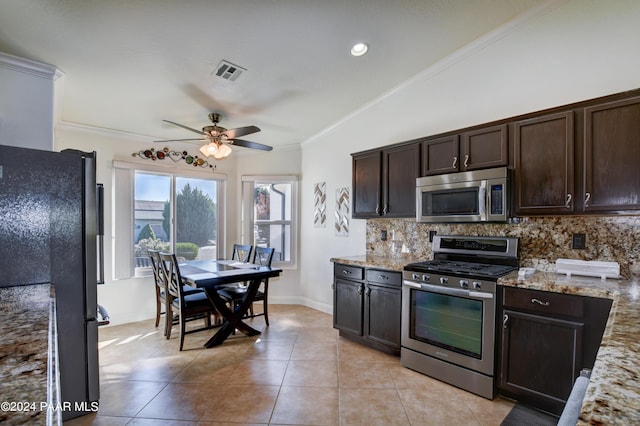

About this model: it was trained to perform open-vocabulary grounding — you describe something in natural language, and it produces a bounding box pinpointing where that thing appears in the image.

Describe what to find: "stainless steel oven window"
[410,289,484,359]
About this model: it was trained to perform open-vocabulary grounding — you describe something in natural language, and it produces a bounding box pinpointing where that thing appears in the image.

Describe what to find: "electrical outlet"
[429,230,437,243]
[380,230,387,241]
[572,233,586,250]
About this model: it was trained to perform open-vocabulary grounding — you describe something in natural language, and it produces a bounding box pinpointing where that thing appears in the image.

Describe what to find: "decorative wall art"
[313,182,326,227]
[335,187,350,236]
[132,147,215,170]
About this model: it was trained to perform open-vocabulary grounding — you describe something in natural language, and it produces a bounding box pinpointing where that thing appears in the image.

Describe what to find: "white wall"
[299,0,640,313]
[0,52,57,151]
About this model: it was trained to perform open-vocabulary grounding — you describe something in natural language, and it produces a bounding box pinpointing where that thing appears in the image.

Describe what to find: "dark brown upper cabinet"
[513,112,575,215]
[421,124,507,176]
[583,96,640,213]
[352,143,420,218]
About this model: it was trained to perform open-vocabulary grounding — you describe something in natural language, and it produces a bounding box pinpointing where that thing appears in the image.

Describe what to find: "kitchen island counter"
[0,284,60,425]
[498,271,640,425]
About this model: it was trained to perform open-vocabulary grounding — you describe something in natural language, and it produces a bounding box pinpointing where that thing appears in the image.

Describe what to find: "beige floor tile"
[295,326,339,343]
[282,360,338,387]
[271,386,339,425]
[339,388,410,425]
[135,382,218,421]
[338,361,396,389]
[398,388,481,425]
[337,337,398,364]
[245,340,295,360]
[64,414,131,425]
[200,384,279,423]
[128,419,197,425]
[462,393,515,425]
[226,359,288,386]
[96,380,167,418]
[290,341,338,361]
[171,353,241,384]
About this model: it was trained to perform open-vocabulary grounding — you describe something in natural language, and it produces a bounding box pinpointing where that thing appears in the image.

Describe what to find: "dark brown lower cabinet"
[333,263,401,355]
[499,309,583,415]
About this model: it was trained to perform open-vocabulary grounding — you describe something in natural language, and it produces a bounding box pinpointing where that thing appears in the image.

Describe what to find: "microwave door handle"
[478,185,487,220]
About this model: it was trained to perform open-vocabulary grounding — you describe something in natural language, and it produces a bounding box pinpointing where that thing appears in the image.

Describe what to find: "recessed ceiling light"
[350,42,368,57]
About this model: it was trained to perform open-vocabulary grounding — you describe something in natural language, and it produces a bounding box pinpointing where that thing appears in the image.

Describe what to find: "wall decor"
[132,147,215,170]
[313,182,326,227]
[335,187,350,236]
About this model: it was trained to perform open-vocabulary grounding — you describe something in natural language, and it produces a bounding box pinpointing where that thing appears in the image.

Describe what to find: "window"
[113,162,225,279]
[242,175,297,268]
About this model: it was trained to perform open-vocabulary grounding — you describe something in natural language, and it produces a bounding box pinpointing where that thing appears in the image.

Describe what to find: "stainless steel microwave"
[416,167,508,223]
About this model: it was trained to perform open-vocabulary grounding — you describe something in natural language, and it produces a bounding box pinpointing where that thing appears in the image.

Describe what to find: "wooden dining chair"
[232,243,253,262]
[158,252,219,350]
[148,249,166,330]
[217,246,275,326]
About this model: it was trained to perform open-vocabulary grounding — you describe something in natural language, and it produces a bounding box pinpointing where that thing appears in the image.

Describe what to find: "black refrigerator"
[0,144,102,421]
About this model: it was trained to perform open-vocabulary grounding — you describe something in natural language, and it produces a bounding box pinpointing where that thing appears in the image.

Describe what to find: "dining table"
[180,259,282,348]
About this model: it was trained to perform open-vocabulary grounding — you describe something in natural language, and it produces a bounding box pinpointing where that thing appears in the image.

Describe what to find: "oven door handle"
[403,280,494,300]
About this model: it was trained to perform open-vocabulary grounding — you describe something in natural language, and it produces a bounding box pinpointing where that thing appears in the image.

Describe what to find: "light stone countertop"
[331,256,640,424]
[0,283,59,425]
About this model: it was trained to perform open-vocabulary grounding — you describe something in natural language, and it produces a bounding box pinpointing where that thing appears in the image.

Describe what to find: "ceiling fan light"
[206,143,219,155]
[199,144,210,157]
[213,143,232,159]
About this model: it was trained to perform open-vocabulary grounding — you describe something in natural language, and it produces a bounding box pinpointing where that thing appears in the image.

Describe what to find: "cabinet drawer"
[335,264,364,281]
[366,269,401,286]
[503,287,584,318]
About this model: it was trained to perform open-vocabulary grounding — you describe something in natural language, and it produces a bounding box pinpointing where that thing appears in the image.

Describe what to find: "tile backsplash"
[366,216,640,278]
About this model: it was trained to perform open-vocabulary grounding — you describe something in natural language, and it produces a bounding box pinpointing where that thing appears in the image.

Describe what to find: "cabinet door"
[500,309,583,415]
[333,278,364,336]
[382,143,420,217]
[363,283,401,349]
[513,112,575,215]
[584,97,640,212]
[352,151,382,218]
[421,135,459,176]
[461,124,508,171]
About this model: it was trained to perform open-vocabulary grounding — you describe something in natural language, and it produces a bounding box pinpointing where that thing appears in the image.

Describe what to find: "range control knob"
[440,277,449,285]
[460,280,469,288]
[412,273,420,280]
[473,281,482,289]
[422,274,430,282]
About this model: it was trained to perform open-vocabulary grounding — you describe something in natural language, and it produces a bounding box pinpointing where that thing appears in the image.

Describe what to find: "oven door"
[401,279,496,375]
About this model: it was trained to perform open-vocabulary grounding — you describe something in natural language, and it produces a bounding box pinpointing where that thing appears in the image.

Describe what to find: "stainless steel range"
[401,235,519,399]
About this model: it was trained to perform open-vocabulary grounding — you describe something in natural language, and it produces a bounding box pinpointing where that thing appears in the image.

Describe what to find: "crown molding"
[0,51,59,80]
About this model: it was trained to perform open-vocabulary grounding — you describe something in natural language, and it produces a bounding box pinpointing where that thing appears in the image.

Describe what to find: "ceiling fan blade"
[229,139,273,151]
[153,138,206,143]
[162,120,206,136]
[224,125,261,139]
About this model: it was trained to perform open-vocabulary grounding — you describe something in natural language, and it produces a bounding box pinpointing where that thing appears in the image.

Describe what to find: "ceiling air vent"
[214,60,246,82]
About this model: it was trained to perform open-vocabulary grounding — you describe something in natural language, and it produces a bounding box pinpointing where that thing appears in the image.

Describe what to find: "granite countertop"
[498,271,640,425]
[331,255,640,423]
[330,254,424,272]
[0,284,59,425]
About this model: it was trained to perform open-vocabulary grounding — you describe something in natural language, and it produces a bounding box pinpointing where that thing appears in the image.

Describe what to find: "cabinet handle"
[375,204,380,215]
[366,287,372,296]
[585,192,591,207]
[342,269,352,275]
[565,193,572,209]
[503,313,509,329]
[531,298,550,306]
[377,275,388,280]
[357,284,364,295]
[383,204,388,215]
[464,154,469,168]
[452,156,458,168]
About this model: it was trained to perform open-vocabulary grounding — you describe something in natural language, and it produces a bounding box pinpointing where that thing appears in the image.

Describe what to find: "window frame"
[113,160,226,279]
[241,175,298,269]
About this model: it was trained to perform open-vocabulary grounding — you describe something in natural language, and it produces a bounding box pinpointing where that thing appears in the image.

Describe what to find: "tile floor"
[66,305,515,425]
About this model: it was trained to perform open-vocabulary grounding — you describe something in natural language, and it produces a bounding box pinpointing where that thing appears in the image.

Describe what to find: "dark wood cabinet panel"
[499,309,583,415]
[383,143,421,217]
[461,124,508,171]
[364,283,401,348]
[333,276,364,336]
[333,264,401,355]
[421,135,459,176]
[514,112,575,215]
[352,151,382,218]
[352,143,420,218]
[584,96,640,212]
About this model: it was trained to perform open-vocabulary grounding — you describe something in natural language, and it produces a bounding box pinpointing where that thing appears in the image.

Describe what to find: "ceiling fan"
[154,113,272,159]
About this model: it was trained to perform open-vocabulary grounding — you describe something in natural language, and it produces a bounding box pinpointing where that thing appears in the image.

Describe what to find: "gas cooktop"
[404,259,517,279]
